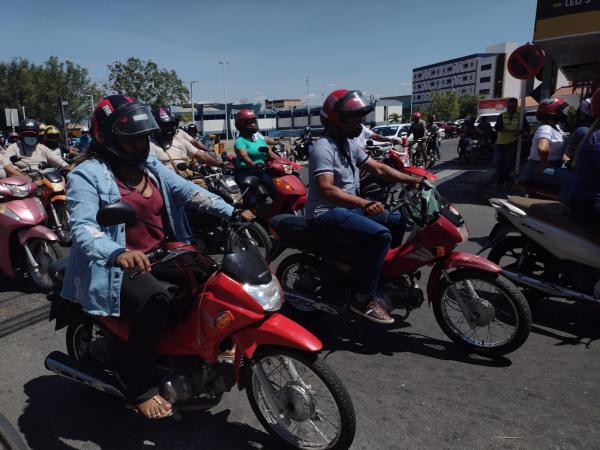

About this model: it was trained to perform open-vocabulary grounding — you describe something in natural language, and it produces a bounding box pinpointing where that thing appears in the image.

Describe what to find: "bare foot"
[137,395,172,419]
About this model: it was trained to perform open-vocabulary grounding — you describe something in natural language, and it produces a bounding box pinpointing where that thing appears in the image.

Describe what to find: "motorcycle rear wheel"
[245,347,355,450]
[24,239,62,291]
[432,269,531,356]
[55,203,71,244]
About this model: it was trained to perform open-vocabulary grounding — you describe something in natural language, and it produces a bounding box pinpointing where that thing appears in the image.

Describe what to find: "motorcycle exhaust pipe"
[284,289,339,315]
[502,270,598,303]
[45,351,125,398]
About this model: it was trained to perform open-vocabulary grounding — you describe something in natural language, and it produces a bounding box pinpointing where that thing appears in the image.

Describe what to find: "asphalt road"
[1,139,599,450]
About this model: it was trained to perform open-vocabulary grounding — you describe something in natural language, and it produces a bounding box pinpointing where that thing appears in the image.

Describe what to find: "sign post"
[507,43,545,177]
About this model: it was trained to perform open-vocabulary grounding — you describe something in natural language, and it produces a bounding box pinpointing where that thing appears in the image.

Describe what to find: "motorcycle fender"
[477,220,518,255]
[18,225,60,245]
[230,312,322,382]
[427,252,501,304]
[288,195,306,211]
[50,195,67,203]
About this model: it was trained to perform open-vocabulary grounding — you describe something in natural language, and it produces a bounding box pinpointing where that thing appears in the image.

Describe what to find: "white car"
[370,123,412,145]
[475,113,499,128]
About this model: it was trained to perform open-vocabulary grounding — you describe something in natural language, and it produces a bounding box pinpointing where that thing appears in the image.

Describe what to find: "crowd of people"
[0,86,597,421]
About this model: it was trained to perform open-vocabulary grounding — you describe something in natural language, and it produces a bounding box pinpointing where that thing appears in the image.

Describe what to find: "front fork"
[48,201,65,236]
[440,269,483,330]
[22,242,40,272]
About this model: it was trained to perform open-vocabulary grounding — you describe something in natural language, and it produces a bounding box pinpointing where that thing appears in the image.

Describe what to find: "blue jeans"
[308,208,404,297]
[235,168,277,208]
[493,142,517,185]
[520,161,569,187]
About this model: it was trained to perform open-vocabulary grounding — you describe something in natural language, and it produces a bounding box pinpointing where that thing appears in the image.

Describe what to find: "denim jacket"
[61,156,234,316]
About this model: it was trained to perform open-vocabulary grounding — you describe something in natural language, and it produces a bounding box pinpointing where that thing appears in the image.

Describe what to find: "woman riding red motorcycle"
[62,95,251,419]
[233,109,278,207]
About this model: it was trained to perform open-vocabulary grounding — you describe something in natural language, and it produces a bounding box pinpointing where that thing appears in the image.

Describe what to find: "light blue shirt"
[61,155,234,316]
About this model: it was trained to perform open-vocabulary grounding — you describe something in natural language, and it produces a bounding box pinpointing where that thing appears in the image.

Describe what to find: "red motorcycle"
[270,183,531,356]
[45,202,356,450]
[227,150,307,219]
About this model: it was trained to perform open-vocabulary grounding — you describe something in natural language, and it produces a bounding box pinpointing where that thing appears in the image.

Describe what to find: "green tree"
[427,91,460,121]
[458,94,480,118]
[388,112,401,123]
[0,57,102,124]
[106,57,188,108]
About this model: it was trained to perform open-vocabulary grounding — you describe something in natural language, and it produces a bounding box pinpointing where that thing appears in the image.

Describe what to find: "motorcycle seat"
[270,214,312,249]
[507,196,600,246]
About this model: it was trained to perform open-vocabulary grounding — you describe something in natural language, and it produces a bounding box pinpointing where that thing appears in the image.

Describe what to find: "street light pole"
[189,80,198,126]
[219,61,231,139]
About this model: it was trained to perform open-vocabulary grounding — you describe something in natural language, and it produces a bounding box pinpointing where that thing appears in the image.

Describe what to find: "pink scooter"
[0,176,62,290]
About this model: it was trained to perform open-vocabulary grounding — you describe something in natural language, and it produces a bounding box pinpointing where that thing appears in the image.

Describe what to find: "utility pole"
[189,80,198,125]
[219,61,231,139]
[305,75,310,127]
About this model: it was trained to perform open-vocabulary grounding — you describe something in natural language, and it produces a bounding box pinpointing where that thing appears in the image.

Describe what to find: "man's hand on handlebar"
[116,250,151,273]
[238,210,255,221]
[362,200,385,216]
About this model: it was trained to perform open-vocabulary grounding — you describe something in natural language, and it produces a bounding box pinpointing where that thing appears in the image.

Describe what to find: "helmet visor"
[335,91,373,117]
[111,105,159,137]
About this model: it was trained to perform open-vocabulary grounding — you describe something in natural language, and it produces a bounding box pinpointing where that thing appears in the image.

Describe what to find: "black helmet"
[187,123,198,137]
[19,119,40,146]
[91,95,159,166]
[151,107,177,140]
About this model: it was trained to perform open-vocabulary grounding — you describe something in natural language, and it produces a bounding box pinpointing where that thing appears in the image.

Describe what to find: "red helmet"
[235,109,258,132]
[320,89,372,138]
[412,112,421,120]
[91,95,159,166]
[536,97,568,122]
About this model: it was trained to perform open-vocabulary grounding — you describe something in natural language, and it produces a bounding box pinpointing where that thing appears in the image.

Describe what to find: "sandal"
[131,395,173,420]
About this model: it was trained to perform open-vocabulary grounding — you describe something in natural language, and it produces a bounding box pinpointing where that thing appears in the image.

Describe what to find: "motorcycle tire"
[244,347,356,450]
[0,412,28,450]
[432,269,531,356]
[24,239,64,292]
[55,202,71,245]
[66,316,88,361]
[231,221,272,260]
[276,253,325,320]
[487,236,551,306]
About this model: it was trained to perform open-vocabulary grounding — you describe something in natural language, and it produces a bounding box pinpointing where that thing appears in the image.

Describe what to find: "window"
[479,89,490,94]
[462,75,467,81]
[481,63,492,71]
[480,76,491,83]
[447,79,452,84]
[463,63,468,69]
[447,67,452,72]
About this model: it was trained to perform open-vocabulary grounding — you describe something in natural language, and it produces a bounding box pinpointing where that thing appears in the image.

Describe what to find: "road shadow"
[0,272,45,295]
[288,312,511,368]
[19,376,277,450]
[530,298,600,348]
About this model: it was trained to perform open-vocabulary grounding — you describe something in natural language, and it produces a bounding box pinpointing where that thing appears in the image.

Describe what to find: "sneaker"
[350,297,394,324]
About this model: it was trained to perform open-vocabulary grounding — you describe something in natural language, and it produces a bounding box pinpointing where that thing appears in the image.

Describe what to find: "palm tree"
[388,113,401,124]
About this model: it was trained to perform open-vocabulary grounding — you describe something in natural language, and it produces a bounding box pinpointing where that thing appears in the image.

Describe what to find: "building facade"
[265,99,302,109]
[411,42,521,112]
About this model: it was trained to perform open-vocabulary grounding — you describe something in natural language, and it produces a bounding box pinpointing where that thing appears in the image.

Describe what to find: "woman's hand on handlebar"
[116,250,151,272]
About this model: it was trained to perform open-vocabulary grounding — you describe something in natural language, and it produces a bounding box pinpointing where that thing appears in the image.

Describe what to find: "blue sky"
[2,0,537,105]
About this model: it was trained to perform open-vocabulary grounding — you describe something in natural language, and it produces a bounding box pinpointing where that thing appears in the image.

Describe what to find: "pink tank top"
[117,177,165,253]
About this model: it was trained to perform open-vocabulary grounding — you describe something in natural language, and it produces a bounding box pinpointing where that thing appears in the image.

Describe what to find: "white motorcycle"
[479,196,600,305]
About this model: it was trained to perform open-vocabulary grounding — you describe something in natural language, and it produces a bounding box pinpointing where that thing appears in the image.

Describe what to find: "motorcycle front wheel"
[276,253,325,319]
[24,239,63,291]
[432,269,531,356]
[245,347,355,450]
[55,202,71,244]
[229,221,272,260]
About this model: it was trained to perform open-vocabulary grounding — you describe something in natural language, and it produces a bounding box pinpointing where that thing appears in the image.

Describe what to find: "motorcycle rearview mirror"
[176,162,189,171]
[38,160,49,170]
[96,202,137,227]
[9,155,21,163]
[221,152,228,162]
[366,140,373,146]
[258,146,269,153]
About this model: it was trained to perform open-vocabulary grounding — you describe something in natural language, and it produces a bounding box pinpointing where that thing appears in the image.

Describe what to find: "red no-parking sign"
[507,44,545,80]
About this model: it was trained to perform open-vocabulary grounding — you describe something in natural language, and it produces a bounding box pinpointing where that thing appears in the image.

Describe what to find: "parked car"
[438,122,458,138]
[370,124,406,145]
[475,113,499,129]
